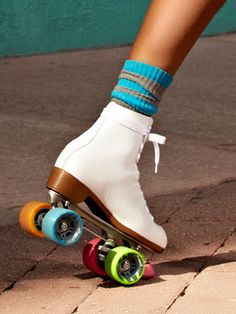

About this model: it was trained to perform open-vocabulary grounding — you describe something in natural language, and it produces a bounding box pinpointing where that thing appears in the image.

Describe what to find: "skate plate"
[49,190,155,256]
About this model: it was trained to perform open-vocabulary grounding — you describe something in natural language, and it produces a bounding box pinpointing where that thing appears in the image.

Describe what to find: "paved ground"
[0,34,235,313]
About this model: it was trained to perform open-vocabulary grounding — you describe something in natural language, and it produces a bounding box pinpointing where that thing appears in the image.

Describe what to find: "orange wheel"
[19,201,51,238]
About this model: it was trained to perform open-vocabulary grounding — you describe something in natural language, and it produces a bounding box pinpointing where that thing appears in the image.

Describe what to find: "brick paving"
[0,34,235,313]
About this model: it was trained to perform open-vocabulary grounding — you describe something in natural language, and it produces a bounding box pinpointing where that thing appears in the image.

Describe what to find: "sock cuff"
[123,60,173,89]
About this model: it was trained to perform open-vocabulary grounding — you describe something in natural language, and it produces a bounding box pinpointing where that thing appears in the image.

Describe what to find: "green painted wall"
[0,0,235,57]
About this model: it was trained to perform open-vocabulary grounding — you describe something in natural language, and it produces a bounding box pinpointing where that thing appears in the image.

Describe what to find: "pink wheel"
[142,263,156,280]
[82,238,107,277]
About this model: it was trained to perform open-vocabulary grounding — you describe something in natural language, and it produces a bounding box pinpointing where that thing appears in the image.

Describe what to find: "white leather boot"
[47,101,167,252]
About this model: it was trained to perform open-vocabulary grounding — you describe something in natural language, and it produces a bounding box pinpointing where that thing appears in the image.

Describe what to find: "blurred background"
[0,0,236,57]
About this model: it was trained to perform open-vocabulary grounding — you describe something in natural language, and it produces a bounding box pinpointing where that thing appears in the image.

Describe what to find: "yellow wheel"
[19,201,51,238]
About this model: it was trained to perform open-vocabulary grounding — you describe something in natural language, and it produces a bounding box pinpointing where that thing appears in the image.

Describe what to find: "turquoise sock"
[111,60,173,115]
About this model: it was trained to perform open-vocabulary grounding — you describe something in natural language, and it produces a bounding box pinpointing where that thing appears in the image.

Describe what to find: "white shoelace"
[102,110,166,173]
[147,133,166,173]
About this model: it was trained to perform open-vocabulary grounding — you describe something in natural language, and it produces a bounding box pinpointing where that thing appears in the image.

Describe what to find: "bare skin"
[129,0,226,74]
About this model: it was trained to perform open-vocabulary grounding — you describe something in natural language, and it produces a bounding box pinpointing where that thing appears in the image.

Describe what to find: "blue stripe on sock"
[118,78,159,101]
[111,90,158,115]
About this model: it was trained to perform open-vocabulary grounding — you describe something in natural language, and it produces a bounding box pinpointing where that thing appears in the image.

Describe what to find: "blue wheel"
[42,207,83,246]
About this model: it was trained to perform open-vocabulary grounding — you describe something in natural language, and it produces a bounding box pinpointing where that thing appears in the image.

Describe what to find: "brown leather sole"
[46,167,164,253]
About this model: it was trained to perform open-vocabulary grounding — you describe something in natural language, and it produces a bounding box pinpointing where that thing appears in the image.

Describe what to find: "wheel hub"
[37,213,45,225]
[59,220,69,232]
[34,208,49,231]
[120,259,131,272]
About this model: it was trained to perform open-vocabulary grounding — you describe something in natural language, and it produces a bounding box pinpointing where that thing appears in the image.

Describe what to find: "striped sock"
[111,60,173,116]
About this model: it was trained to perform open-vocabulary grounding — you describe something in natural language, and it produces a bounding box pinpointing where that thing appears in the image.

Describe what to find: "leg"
[129,0,226,74]
[48,0,227,254]
[112,0,226,115]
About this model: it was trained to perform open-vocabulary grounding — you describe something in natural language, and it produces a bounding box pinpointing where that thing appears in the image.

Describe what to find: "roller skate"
[19,102,167,286]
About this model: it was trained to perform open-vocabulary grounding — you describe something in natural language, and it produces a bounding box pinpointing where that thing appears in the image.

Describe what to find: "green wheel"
[105,246,145,285]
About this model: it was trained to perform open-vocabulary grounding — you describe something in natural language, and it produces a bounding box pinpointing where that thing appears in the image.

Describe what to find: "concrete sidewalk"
[0,34,235,313]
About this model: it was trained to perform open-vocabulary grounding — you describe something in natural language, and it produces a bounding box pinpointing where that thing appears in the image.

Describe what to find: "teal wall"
[0,0,235,57]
